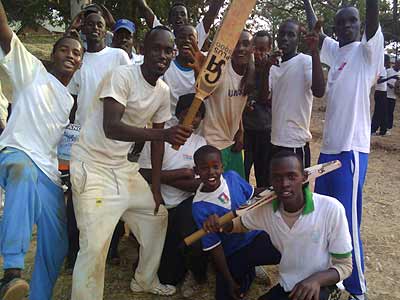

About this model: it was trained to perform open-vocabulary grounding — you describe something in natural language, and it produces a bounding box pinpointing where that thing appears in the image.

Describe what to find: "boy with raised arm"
[0,1,83,299]
[136,0,224,49]
[303,0,383,299]
[203,151,353,300]
[268,19,325,168]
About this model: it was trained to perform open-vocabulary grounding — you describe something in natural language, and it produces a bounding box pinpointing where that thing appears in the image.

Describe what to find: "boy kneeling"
[192,145,281,300]
[203,150,353,300]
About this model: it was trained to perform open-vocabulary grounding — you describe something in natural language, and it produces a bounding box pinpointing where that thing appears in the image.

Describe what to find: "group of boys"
[0,0,385,300]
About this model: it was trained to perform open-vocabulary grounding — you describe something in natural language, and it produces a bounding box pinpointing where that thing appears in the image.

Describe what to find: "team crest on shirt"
[218,192,230,204]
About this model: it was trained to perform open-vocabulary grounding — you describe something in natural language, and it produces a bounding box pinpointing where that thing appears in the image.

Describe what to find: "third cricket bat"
[173,0,257,150]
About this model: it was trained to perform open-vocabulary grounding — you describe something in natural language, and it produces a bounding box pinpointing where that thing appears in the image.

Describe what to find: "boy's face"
[83,13,106,43]
[270,156,306,208]
[175,25,198,60]
[52,38,83,77]
[169,5,189,30]
[334,7,360,46]
[144,30,175,78]
[232,31,253,67]
[112,28,134,56]
[253,35,271,65]
[178,107,202,130]
[277,22,299,56]
[195,153,224,192]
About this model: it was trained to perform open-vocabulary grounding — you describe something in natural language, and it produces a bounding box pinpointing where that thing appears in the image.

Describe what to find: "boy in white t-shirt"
[138,94,207,296]
[0,1,84,299]
[268,19,325,168]
[68,11,130,125]
[69,26,192,299]
[203,151,353,300]
[202,30,254,178]
[163,24,199,124]
[136,0,224,49]
[111,19,144,65]
[303,0,383,299]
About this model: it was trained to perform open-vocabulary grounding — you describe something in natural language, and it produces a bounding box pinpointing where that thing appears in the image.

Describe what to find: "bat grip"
[183,211,236,246]
[172,94,205,151]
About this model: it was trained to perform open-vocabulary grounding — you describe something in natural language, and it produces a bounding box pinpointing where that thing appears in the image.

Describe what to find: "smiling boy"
[0,1,83,299]
[192,145,281,300]
[203,151,353,300]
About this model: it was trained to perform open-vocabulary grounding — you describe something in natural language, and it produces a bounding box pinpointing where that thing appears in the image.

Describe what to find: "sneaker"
[130,278,176,296]
[371,132,379,136]
[386,130,392,136]
[255,266,271,286]
[0,277,29,300]
[181,272,203,298]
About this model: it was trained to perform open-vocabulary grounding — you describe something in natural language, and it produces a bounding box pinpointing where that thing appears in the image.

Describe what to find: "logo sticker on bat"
[205,55,226,84]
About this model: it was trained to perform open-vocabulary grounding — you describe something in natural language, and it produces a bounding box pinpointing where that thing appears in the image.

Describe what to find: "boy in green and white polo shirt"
[203,150,353,300]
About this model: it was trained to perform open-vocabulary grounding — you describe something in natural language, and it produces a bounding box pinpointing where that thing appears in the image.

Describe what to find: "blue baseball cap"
[113,19,136,33]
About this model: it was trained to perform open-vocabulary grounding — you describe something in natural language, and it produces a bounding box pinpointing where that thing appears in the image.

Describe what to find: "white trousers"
[70,160,168,300]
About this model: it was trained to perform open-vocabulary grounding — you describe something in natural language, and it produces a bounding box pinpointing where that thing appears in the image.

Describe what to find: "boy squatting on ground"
[202,150,354,300]
[303,0,383,298]
[138,94,207,296]
[0,1,84,299]
[192,145,281,300]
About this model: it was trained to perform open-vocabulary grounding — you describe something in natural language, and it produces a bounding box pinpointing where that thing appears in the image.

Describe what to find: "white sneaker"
[130,278,176,296]
[386,129,392,136]
[181,272,202,298]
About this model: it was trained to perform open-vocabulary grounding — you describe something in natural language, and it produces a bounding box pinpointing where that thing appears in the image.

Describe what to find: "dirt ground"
[0,38,399,300]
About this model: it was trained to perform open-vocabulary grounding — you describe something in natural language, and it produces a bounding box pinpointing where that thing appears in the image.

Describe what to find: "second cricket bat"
[173,0,257,150]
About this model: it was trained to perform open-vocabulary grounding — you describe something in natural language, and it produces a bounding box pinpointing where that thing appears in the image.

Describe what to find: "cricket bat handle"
[184,211,236,246]
[172,93,205,150]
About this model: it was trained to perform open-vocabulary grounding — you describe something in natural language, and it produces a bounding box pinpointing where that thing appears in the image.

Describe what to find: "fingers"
[190,35,200,53]
[203,214,221,233]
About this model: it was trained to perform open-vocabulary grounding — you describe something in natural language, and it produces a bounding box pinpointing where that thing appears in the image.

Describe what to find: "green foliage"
[3,0,399,46]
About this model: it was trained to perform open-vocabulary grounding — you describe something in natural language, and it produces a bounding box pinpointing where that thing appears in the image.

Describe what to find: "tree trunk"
[71,0,91,20]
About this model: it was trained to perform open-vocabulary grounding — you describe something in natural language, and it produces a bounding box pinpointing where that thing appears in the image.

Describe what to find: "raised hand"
[99,4,116,29]
[187,36,206,76]
[302,19,323,53]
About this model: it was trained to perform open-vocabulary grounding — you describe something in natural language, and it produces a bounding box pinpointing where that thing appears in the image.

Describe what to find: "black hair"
[254,30,271,40]
[270,150,304,173]
[143,25,173,49]
[174,24,197,37]
[194,145,222,166]
[52,32,83,55]
[280,19,300,30]
[168,2,188,24]
[175,93,206,119]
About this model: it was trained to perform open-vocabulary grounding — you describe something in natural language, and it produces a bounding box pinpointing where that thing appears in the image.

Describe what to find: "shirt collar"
[272,185,314,215]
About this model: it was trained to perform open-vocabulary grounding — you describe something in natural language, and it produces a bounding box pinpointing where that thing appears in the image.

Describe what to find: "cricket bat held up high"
[173,0,257,150]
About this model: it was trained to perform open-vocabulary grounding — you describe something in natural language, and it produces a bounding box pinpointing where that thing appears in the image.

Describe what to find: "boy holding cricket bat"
[201,30,254,178]
[192,145,281,300]
[203,151,353,300]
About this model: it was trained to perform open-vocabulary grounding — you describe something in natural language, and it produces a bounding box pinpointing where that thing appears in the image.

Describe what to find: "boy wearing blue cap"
[112,19,144,65]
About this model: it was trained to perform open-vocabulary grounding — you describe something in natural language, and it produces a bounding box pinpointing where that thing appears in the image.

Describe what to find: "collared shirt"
[241,187,352,292]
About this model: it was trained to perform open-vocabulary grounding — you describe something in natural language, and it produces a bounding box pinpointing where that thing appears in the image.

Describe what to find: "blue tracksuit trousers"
[0,147,68,300]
